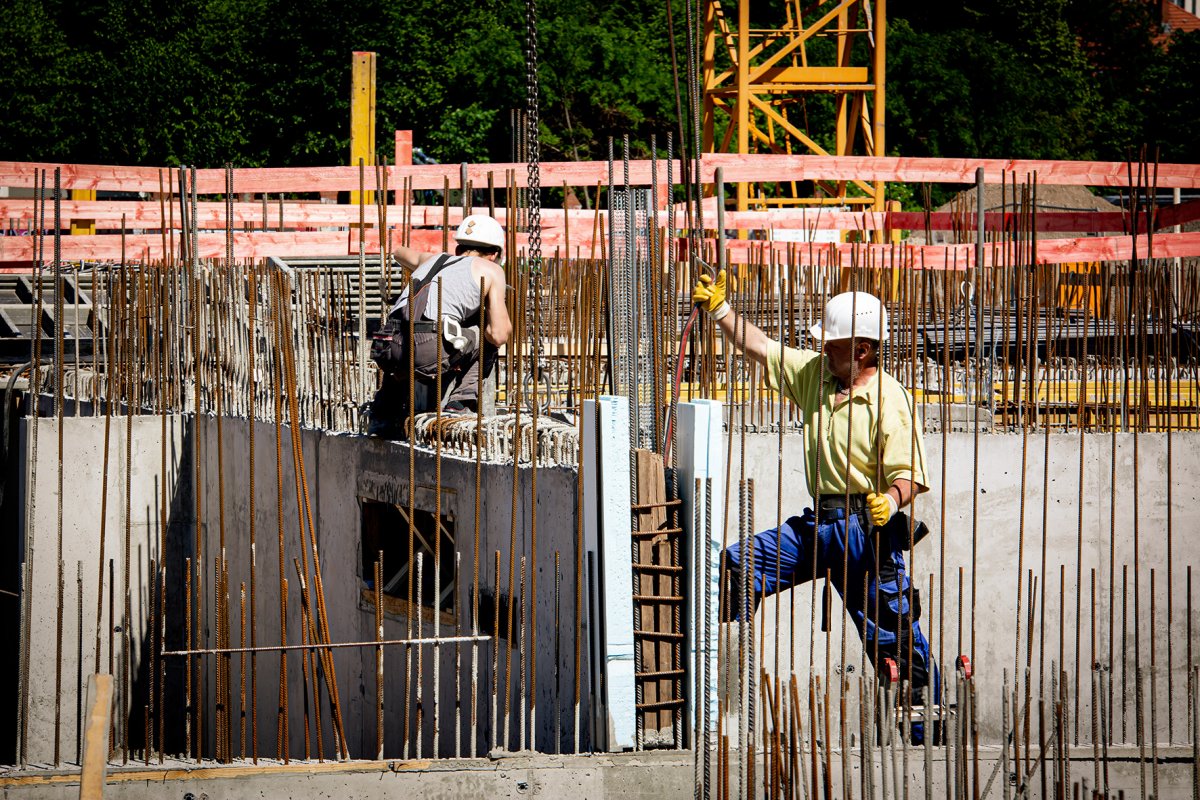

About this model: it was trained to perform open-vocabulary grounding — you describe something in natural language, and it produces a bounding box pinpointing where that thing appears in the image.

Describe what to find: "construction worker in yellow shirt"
[694,269,939,741]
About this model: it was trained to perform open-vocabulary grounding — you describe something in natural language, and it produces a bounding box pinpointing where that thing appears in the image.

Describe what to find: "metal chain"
[525,0,542,276]
[524,0,544,427]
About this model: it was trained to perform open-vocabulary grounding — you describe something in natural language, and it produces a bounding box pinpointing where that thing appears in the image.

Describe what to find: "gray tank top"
[391,254,484,324]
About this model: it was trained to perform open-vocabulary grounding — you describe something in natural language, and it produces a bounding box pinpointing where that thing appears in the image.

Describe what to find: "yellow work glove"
[692,269,730,321]
[866,491,898,527]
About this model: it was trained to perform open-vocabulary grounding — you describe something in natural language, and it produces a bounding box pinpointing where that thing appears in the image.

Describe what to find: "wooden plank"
[634,448,676,739]
[2,758,437,788]
[1155,198,1200,229]
[4,154,1200,194]
[79,673,113,800]
[394,130,413,166]
[349,51,377,206]
[3,225,1198,268]
[0,200,1149,235]
[703,230,1200,268]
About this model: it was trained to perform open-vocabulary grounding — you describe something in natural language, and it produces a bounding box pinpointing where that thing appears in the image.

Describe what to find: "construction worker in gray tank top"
[367,214,513,437]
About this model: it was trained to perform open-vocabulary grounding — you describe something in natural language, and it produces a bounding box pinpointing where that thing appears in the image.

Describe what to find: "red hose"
[663,303,702,462]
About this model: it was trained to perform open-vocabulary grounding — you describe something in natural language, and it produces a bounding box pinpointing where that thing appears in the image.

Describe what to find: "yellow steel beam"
[872,0,886,215]
[349,51,376,207]
[703,0,885,212]
[737,0,750,213]
[709,0,857,87]
[746,0,858,84]
[762,66,868,83]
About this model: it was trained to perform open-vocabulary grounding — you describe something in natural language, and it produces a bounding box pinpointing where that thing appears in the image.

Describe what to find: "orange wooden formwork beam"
[7,199,1197,236]
[4,226,1199,269]
[4,155,1200,194]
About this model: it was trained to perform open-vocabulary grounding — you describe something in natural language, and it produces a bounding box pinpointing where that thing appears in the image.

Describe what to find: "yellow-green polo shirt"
[765,343,928,498]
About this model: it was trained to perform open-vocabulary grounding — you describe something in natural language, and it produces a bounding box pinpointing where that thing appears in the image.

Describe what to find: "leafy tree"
[0,0,87,160]
[1148,30,1200,164]
[0,0,1197,177]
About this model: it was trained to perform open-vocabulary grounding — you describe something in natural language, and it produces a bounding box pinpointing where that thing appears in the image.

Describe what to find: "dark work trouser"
[723,506,938,700]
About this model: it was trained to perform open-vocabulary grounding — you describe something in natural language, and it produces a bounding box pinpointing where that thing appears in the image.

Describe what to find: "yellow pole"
[736,0,750,215]
[702,1,718,154]
[70,189,95,235]
[872,0,886,213]
[349,51,377,207]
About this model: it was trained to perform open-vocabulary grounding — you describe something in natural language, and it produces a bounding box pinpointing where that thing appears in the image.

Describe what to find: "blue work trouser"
[724,506,939,700]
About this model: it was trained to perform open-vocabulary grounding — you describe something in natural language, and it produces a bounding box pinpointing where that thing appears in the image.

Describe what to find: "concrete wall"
[8,414,189,766]
[6,414,592,765]
[726,429,1200,743]
[8,410,1197,766]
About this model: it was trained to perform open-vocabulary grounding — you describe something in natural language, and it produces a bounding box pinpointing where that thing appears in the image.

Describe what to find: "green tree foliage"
[0,0,1196,171]
[1149,30,1200,163]
[888,0,1198,165]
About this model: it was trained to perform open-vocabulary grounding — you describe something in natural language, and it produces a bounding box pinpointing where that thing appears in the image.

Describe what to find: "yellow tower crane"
[703,0,887,214]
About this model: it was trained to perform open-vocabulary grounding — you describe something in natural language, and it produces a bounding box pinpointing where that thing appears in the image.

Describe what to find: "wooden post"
[79,674,113,800]
[394,130,413,167]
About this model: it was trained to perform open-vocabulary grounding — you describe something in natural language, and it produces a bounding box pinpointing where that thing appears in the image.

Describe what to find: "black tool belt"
[814,494,931,548]
[815,493,869,513]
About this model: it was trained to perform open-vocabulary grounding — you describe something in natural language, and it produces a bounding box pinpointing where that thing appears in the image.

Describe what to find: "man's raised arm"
[692,269,774,366]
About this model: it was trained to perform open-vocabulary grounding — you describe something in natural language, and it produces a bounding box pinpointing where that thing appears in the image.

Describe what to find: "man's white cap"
[808,291,889,342]
[455,214,505,252]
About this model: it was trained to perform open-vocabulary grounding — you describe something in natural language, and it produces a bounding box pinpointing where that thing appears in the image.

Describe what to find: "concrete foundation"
[1,747,1196,799]
[4,408,1198,795]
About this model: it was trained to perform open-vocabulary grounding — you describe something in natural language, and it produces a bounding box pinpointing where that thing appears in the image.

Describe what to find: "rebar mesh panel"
[609,187,659,454]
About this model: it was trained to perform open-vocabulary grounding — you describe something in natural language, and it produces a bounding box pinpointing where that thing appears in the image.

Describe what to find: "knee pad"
[869,586,921,632]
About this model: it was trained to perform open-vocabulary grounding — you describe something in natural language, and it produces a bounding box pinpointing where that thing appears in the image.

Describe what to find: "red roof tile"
[1162,0,1200,35]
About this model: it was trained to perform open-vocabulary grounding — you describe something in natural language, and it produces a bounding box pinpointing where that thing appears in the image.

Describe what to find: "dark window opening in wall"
[361,500,456,620]
[474,587,513,643]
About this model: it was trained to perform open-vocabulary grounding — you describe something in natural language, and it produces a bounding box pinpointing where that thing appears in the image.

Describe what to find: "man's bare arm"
[713,305,774,367]
[481,261,512,346]
[887,478,921,510]
[392,244,436,271]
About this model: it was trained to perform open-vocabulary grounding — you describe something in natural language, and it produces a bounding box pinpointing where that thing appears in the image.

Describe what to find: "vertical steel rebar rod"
[493,550,501,753]
[434,281,444,758]
[247,262,259,763]
[530,269,540,752]
[473,278,486,758]
[122,260,135,766]
[376,553,384,759]
[416,551,424,759]
[52,167,65,768]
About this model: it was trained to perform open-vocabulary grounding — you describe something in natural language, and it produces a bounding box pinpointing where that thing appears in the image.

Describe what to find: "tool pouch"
[873,586,922,631]
[878,511,930,548]
[369,314,408,374]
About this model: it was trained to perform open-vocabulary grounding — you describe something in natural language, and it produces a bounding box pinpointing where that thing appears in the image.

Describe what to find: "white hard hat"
[455,214,505,253]
[808,291,889,342]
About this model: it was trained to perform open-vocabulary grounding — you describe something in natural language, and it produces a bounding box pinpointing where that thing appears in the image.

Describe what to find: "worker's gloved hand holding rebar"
[866,491,897,527]
[692,269,730,321]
